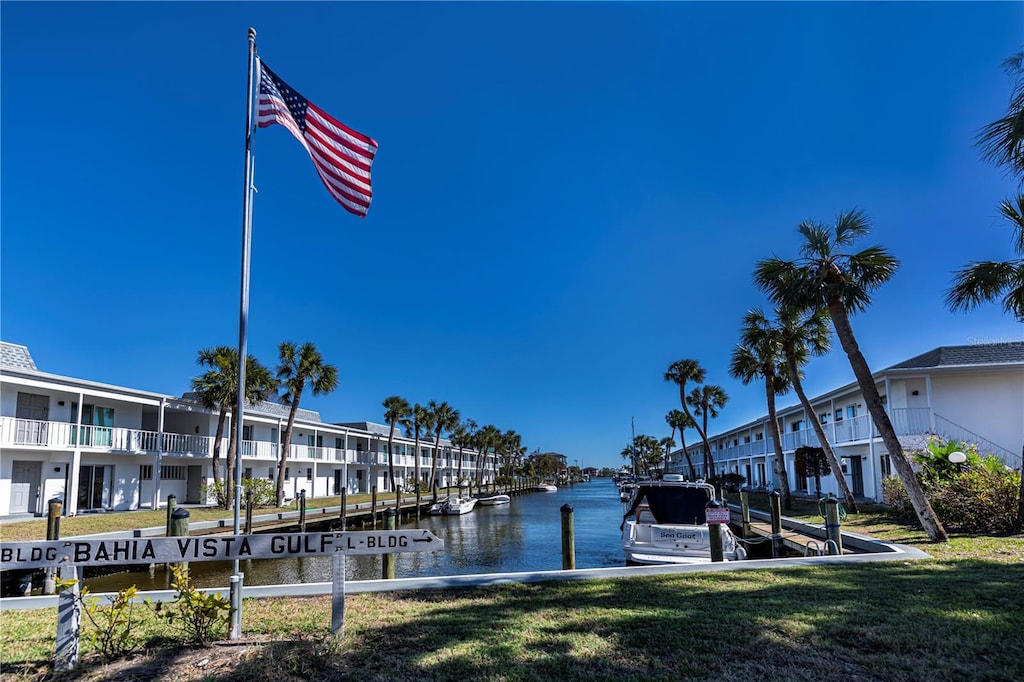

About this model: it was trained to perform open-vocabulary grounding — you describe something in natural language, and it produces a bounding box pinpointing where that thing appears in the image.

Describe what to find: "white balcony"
[1,416,216,457]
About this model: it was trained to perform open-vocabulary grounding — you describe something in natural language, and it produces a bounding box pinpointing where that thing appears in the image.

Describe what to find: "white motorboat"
[440,494,478,515]
[621,475,746,565]
[535,483,557,492]
[477,493,511,506]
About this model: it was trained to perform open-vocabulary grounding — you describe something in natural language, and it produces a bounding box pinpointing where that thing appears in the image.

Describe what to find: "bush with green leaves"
[201,476,277,508]
[150,565,231,646]
[56,578,140,662]
[884,437,1020,534]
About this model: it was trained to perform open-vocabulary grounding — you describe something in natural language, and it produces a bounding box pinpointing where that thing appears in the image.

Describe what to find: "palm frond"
[832,209,871,246]
[946,260,1024,321]
[998,195,1024,255]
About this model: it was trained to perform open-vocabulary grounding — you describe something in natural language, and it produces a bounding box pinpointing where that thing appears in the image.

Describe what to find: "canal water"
[84,478,626,591]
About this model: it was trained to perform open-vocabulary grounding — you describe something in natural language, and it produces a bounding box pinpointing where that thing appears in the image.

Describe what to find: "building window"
[791,420,803,432]
[846,405,857,419]
[744,436,751,444]
[306,468,312,481]
[161,465,185,480]
[268,467,275,481]
[140,465,153,480]
[835,410,844,422]
[285,468,290,480]
[880,455,892,477]
[755,432,764,441]
[819,413,828,425]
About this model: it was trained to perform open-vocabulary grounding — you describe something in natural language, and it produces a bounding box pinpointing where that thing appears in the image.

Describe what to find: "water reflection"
[84,478,625,591]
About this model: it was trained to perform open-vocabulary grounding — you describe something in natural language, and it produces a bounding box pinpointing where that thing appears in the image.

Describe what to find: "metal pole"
[230,26,258,641]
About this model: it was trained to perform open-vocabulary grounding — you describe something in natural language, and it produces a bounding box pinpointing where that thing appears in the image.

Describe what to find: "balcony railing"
[1,416,486,469]
[888,407,932,436]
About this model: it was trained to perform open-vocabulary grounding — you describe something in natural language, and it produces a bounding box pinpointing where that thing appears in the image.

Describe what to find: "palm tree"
[658,436,675,475]
[664,360,718,479]
[665,409,698,479]
[427,400,460,497]
[729,322,792,510]
[957,55,1024,532]
[775,305,860,513]
[192,346,277,508]
[382,396,411,504]
[755,211,948,542]
[475,425,501,488]
[975,51,1024,179]
[275,342,339,506]
[404,403,430,503]
[686,385,729,481]
[946,196,1024,321]
[450,419,477,485]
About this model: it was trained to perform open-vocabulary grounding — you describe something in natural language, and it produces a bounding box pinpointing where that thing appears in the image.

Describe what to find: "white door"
[11,461,42,513]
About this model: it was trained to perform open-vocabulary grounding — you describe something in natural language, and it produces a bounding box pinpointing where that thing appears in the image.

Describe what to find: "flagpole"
[230,26,258,641]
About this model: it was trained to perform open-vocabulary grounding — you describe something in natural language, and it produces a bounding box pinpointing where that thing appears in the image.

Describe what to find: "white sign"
[0,531,444,571]
[705,508,731,525]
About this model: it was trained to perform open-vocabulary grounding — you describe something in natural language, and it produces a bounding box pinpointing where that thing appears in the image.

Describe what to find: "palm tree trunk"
[680,433,697,480]
[429,434,440,497]
[765,376,792,510]
[226,422,237,511]
[827,299,947,542]
[386,423,397,505]
[700,413,716,480]
[212,406,227,506]
[413,432,421,501]
[785,348,860,513]
[277,389,304,506]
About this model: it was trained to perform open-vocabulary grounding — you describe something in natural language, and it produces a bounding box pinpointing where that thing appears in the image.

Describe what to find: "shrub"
[201,477,277,508]
[57,579,140,662]
[884,437,1021,534]
[150,565,231,646]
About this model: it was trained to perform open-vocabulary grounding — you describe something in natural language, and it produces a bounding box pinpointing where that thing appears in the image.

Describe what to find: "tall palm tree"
[404,403,430,502]
[658,437,675,475]
[665,409,697,479]
[664,360,717,479]
[275,342,339,506]
[729,325,792,510]
[450,418,477,485]
[427,400,460,495]
[755,211,948,542]
[475,424,501,488]
[775,305,860,513]
[946,196,1024,321]
[192,346,277,508]
[958,55,1024,533]
[686,385,729,481]
[382,395,411,503]
[191,346,235,500]
[500,430,523,492]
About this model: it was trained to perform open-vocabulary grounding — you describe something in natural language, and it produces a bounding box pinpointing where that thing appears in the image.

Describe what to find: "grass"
[2,491,1023,680]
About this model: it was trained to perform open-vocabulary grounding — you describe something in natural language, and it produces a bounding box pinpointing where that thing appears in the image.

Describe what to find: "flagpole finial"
[248,27,256,42]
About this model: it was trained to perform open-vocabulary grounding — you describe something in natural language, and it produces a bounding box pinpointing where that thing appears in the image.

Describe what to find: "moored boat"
[442,495,478,515]
[621,475,746,565]
[535,483,557,492]
[477,493,511,506]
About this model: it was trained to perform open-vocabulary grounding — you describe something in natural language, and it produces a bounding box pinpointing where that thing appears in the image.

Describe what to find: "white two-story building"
[668,343,1024,502]
[0,342,496,517]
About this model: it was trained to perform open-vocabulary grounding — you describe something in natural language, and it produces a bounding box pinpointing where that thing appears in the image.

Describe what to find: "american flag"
[257,60,377,217]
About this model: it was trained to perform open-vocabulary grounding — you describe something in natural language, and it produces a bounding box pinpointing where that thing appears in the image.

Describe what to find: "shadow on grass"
[244,560,1024,680]
[11,560,1023,681]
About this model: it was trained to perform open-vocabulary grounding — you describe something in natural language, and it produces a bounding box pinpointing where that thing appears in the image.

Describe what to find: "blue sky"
[2,2,1021,471]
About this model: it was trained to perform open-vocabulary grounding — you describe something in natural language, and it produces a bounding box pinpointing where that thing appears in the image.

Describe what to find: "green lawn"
[2,494,1022,681]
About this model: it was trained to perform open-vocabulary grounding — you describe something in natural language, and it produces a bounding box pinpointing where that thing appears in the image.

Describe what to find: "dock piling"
[560,504,575,570]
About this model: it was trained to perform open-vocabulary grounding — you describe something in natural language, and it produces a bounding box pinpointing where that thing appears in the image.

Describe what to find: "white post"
[331,552,346,637]
[153,397,165,510]
[54,565,79,671]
